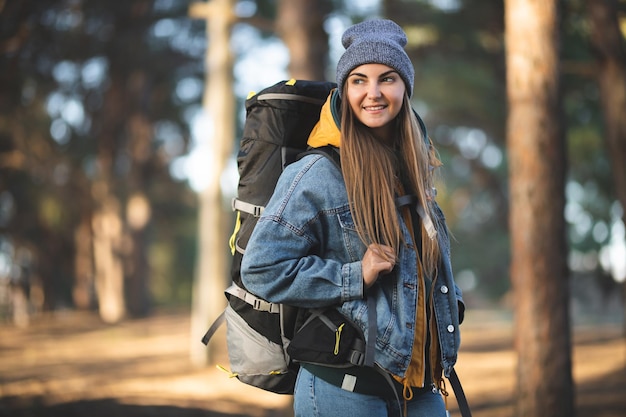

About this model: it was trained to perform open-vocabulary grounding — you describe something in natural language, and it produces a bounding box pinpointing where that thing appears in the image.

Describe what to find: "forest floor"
[0,308,624,417]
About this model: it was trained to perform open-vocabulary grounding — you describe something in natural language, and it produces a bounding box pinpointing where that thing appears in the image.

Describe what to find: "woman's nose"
[366,83,381,98]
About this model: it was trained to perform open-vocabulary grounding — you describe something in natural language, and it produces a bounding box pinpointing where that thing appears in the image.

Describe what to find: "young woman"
[241,19,464,417]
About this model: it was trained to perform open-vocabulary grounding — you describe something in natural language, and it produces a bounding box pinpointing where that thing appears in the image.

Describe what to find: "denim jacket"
[241,95,464,380]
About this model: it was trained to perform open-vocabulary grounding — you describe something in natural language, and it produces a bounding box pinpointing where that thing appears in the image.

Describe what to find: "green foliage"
[0,0,621,317]
[561,0,626,266]
[385,0,510,302]
[388,0,623,305]
[0,0,202,312]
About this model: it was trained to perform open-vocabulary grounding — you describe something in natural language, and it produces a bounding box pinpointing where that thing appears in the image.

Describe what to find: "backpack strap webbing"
[449,367,473,417]
[256,92,328,106]
[232,198,264,217]
[365,295,376,367]
[200,283,282,346]
[226,284,281,313]
[201,309,225,345]
[298,145,341,171]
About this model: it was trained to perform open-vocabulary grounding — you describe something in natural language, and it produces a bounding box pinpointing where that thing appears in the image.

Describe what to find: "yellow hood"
[307,90,341,148]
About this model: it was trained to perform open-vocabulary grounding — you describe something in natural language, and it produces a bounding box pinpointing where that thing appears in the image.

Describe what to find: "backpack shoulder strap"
[298,145,341,171]
[449,367,473,417]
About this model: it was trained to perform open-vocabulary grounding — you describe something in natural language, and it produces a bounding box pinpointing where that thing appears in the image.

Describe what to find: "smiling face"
[345,63,406,143]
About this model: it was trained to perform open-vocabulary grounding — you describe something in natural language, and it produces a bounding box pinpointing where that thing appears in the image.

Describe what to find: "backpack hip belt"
[226,284,280,314]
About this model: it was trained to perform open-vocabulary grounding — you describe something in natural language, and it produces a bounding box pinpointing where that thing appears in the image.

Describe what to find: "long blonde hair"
[340,90,442,275]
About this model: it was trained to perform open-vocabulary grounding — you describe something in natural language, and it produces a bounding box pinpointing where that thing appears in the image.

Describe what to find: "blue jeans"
[293,367,447,417]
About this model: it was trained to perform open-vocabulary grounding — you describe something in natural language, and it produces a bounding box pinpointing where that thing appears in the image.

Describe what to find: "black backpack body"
[202,79,337,394]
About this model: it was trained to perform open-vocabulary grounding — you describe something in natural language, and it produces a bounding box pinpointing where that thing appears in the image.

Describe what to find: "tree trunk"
[125,192,152,317]
[585,0,626,335]
[90,64,128,324]
[189,0,236,367]
[125,111,154,318]
[277,0,330,80]
[505,1,574,417]
[73,215,95,310]
[91,183,126,323]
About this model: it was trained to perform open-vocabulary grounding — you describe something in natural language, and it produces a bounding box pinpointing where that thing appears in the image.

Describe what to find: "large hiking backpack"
[201,79,338,394]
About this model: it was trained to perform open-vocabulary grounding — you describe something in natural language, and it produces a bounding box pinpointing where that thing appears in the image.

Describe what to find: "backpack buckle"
[349,350,365,366]
[253,298,272,312]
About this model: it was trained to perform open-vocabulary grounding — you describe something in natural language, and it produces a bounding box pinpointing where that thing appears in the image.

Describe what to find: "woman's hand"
[361,244,396,289]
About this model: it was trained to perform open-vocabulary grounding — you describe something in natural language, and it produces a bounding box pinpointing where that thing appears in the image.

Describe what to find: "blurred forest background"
[0,0,625,416]
[1,0,623,328]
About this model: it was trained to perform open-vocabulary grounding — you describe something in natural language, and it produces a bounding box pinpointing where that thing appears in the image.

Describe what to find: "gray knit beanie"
[336,19,414,97]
